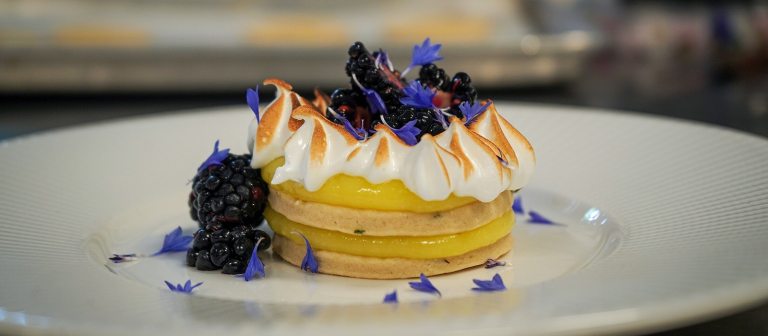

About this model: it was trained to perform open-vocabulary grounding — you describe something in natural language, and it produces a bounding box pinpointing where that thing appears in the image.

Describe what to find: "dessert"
[247,39,535,279]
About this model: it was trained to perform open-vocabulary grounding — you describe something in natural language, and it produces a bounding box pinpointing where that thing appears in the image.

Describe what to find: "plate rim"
[2,103,768,336]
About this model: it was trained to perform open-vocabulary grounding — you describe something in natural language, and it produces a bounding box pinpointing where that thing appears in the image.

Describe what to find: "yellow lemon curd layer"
[265,206,514,259]
[261,158,476,212]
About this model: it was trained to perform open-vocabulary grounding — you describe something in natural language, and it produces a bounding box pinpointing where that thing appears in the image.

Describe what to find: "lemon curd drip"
[261,158,476,212]
[266,206,514,259]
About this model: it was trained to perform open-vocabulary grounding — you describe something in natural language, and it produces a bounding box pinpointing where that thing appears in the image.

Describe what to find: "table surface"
[1,80,767,335]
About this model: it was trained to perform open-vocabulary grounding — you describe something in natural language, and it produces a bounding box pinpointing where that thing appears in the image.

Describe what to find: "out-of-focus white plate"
[1,104,767,336]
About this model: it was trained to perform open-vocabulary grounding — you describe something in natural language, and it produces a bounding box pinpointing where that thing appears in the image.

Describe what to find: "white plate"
[1,104,767,336]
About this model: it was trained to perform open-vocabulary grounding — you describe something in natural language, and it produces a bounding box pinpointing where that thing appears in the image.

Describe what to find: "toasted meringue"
[249,78,535,202]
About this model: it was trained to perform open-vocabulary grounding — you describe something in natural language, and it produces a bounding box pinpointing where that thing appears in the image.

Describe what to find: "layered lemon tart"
[247,40,535,279]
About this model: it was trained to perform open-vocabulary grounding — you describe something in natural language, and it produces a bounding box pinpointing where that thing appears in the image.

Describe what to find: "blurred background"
[1,0,767,141]
[1,0,768,334]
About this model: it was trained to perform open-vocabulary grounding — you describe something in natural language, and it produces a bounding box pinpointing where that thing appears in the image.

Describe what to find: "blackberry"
[341,41,406,129]
[187,225,271,273]
[412,108,445,138]
[419,64,451,91]
[187,149,271,274]
[348,41,368,58]
[189,154,267,230]
[337,41,480,141]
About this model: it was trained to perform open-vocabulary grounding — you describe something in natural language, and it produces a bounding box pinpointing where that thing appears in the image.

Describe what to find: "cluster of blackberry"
[328,41,479,139]
[419,67,477,119]
[187,154,270,274]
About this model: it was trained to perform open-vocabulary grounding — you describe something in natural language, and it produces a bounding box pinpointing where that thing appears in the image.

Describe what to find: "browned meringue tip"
[263,77,293,91]
[291,105,359,145]
[312,88,331,113]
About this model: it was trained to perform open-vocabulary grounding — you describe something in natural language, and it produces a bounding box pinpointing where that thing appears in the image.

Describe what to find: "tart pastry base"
[268,188,513,236]
[272,234,513,279]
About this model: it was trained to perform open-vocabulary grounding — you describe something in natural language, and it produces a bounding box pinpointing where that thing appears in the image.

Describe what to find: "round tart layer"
[272,234,513,279]
[265,206,514,259]
[269,187,513,236]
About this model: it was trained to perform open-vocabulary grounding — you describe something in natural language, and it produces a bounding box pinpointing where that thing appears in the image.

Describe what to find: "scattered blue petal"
[197,140,231,173]
[472,273,506,292]
[401,38,444,77]
[408,273,441,297]
[383,290,398,304]
[375,49,394,71]
[528,211,556,225]
[244,238,266,281]
[351,71,388,116]
[412,38,443,66]
[484,258,507,269]
[434,108,448,129]
[340,116,367,141]
[246,86,260,123]
[512,196,524,214]
[391,120,420,146]
[400,81,435,109]
[363,88,387,115]
[460,100,491,126]
[165,280,203,294]
[293,232,319,273]
[153,226,193,256]
[109,253,137,263]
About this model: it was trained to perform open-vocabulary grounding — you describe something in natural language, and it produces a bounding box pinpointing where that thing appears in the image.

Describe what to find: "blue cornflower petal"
[408,273,441,297]
[383,290,398,304]
[400,81,435,109]
[401,38,443,77]
[364,89,388,115]
[512,196,524,214]
[434,109,448,129]
[528,211,556,225]
[246,86,260,123]
[293,232,319,273]
[472,273,506,292]
[164,281,176,291]
[411,38,443,66]
[197,140,231,173]
[459,100,492,126]
[340,117,367,141]
[109,253,137,263]
[244,238,266,281]
[153,226,193,256]
[165,280,203,294]
[376,49,394,71]
[391,120,420,146]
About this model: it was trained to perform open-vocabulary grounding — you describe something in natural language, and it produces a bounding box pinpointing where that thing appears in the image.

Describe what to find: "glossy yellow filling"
[266,206,514,259]
[261,158,476,212]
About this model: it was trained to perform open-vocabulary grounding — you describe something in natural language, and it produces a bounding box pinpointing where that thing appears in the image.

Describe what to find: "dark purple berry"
[216,183,234,196]
[204,176,221,190]
[348,41,367,58]
[210,229,230,244]
[253,230,272,251]
[195,250,217,271]
[233,238,254,256]
[222,258,245,274]
[210,197,225,212]
[209,243,231,267]
[230,226,249,241]
[224,193,241,205]
[192,229,212,250]
[230,174,244,185]
[224,206,240,219]
[186,248,199,267]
